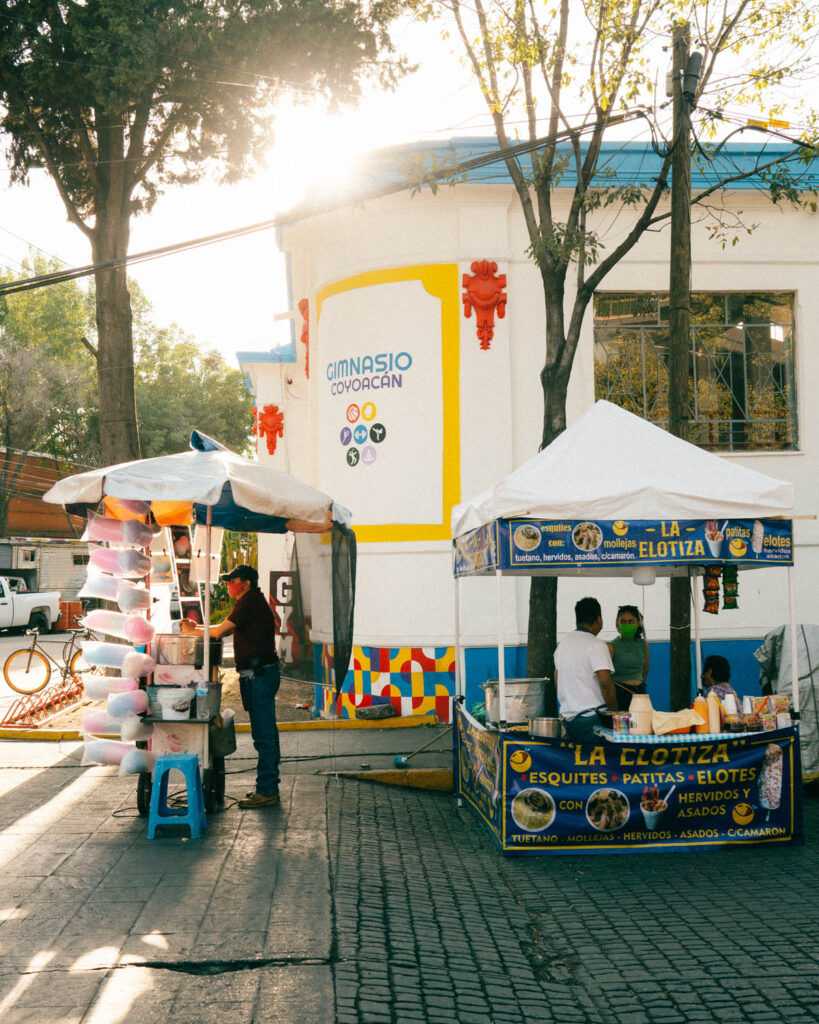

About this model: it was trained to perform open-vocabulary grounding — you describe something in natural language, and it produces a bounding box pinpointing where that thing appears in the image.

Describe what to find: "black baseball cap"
[221,564,258,586]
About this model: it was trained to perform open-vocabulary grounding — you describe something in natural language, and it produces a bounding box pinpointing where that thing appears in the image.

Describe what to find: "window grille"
[593,293,797,452]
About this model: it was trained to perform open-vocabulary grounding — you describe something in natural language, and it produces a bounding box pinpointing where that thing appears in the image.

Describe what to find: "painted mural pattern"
[315,644,455,721]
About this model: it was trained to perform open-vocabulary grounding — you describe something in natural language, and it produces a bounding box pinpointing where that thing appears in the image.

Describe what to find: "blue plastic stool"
[147,754,207,839]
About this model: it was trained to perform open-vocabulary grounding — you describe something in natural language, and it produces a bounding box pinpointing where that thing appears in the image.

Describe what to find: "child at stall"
[607,605,650,712]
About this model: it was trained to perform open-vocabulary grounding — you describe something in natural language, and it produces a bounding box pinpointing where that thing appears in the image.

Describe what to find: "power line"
[0,110,647,298]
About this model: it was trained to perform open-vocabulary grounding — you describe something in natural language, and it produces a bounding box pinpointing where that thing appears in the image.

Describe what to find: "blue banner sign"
[453,517,793,576]
[454,706,802,855]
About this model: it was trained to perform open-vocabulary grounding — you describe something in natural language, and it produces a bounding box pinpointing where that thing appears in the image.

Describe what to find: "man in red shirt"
[181,564,283,808]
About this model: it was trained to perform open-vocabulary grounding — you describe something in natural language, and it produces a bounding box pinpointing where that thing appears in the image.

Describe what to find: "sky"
[0,19,485,366]
[0,13,812,368]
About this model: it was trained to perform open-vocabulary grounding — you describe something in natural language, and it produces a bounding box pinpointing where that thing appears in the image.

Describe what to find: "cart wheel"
[213,756,225,805]
[203,767,216,815]
[137,772,152,817]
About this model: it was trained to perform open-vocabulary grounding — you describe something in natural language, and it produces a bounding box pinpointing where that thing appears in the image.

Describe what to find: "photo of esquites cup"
[640,785,668,830]
[704,519,724,557]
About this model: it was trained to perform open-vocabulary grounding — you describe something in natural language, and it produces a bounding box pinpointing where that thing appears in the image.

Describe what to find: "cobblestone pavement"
[329,781,819,1024]
[0,733,817,1023]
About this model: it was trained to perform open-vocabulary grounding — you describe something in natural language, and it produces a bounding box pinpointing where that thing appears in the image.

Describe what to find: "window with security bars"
[593,292,797,452]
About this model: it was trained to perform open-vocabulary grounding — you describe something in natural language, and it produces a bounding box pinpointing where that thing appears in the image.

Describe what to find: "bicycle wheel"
[3,649,51,695]
[68,648,90,684]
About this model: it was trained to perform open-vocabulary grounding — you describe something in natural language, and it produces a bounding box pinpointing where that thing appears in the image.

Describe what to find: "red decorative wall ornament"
[462,259,507,350]
[298,298,309,378]
[253,403,285,456]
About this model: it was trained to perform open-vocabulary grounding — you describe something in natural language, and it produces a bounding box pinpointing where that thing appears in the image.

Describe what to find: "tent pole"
[496,569,506,728]
[788,565,800,719]
[454,576,463,700]
[204,505,212,682]
[691,569,703,697]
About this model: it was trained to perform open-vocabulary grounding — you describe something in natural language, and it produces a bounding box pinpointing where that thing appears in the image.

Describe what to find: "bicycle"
[3,625,96,696]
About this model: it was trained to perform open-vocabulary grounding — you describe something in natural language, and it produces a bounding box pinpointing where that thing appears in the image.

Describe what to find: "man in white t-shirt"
[554,597,617,743]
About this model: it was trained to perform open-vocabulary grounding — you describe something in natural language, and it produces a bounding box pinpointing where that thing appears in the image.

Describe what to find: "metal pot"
[155,634,223,668]
[528,717,563,739]
[481,678,546,725]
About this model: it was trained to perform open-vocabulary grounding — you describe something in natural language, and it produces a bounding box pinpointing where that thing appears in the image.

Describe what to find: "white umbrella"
[44,432,342,680]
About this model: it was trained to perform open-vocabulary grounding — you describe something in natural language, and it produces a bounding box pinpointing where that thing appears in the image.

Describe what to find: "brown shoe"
[239,792,280,809]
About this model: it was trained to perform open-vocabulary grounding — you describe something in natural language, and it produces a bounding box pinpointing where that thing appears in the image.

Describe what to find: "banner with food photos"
[453,518,793,576]
[454,707,803,855]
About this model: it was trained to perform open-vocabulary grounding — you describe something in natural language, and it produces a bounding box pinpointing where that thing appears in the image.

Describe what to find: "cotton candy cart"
[44,430,354,820]
[134,633,232,816]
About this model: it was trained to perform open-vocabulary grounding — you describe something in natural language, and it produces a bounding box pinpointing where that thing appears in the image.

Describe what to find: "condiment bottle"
[706,691,721,733]
[693,695,709,734]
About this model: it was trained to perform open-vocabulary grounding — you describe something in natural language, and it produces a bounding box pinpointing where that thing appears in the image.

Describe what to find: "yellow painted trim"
[316,264,460,543]
[0,716,441,741]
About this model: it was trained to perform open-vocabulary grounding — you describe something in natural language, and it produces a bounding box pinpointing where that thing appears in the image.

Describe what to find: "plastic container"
[156,686,195,720]
[630,694,654,734]
[693,695,709,734]
[707,691,721,732]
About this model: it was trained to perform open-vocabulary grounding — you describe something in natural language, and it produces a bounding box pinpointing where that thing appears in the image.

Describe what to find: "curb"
[320,767,453,792]
[0,716,441,742]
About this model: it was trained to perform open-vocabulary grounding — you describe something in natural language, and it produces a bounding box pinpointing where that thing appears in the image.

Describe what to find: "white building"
[239,139,819,717]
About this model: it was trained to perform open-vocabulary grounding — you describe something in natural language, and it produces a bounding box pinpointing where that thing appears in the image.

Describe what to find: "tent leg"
[203,505,212,681]
[788,565,800,719]
[454,577,464,700]
[496,570,506,728]
[691,569,703,696]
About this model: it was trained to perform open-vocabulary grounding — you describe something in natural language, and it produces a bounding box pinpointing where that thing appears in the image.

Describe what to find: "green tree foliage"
[0,255,99,533]
[414,0,818,680]
[0,254,257,538]
[0,0,405,464]
[134,327,254,459]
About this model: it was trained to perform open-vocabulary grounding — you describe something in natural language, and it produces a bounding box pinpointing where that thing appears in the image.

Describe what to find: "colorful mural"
[314,643,455,721]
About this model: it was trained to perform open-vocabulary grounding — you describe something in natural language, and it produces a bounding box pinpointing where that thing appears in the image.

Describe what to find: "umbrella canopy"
[43,431,335,530]
[452,401,794,537]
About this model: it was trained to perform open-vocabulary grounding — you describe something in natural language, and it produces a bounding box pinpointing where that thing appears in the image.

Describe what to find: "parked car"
[0,576,61,633]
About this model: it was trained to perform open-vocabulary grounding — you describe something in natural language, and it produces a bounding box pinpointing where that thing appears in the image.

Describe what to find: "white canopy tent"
[451,401,799,723]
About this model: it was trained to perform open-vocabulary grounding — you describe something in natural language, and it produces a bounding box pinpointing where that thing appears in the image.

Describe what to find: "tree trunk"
[525,301,571,712]
[668,24,693,711]
[92,203,140,465]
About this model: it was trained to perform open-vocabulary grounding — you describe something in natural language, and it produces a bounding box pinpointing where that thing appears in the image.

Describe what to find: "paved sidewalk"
[0,730,817,1024]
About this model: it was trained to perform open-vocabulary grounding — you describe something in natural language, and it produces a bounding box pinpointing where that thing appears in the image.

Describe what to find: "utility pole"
[668,23,702,710]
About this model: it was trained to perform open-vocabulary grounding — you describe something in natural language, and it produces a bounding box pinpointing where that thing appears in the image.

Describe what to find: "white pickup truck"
[0,576,61,633]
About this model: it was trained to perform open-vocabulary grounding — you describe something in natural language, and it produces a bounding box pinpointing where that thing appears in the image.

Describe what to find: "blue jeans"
[563,711,604,744]
[239,664,281,796]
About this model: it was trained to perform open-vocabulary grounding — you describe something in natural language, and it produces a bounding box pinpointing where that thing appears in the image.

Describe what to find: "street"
[0,729,817,1023]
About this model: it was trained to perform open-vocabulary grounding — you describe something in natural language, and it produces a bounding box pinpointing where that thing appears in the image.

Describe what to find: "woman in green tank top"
[607,605,650,712]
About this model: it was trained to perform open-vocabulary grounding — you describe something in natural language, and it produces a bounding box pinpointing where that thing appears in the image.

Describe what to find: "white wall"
[245,178,818,651]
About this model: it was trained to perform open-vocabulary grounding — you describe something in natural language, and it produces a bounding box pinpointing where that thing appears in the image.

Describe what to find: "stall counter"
[454,705,803,856]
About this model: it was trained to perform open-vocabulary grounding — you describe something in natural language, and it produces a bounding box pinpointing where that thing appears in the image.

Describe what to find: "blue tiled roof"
[352,136,818,191]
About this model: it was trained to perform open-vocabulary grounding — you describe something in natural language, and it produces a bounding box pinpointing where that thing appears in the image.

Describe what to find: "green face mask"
[618,622,639,639]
